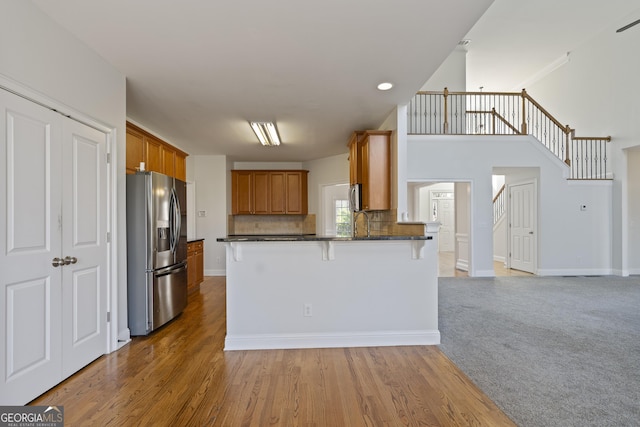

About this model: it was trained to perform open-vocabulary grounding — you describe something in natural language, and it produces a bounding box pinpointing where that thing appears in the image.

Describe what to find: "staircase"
[407,88,611,180]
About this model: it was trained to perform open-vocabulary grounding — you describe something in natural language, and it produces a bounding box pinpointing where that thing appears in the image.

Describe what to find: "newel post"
[520,89,528,134]
[565,125,573,165]
[443,87,449,134]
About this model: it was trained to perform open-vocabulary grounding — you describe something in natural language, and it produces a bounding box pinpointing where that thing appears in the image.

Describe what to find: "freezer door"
[151,263,188,331]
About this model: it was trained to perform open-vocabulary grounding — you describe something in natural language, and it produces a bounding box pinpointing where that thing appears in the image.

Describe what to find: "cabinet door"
[253,171,270,214]
[348,131,364,185]
[187,244,196,293]
[145,136,163,173]
[231,170,253,214]
[285,171,307,214]
[362,132,390,210]
[0,91,63,404]
[269,171,286,214]
[61,118,108,378]
[162,145,176,178]
[126,128,144,174]
[0,90,107,404]
[195,242,204,285]
[175,152,187,181]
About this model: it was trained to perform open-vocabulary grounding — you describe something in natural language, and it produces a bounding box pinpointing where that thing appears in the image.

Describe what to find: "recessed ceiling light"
[377,82,393,91]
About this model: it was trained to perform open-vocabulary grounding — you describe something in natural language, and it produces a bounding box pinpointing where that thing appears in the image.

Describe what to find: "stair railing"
[407,88,611,179]
[493,184,506,226]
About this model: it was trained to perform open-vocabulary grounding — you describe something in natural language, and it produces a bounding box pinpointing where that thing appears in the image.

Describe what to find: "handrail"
[492,108,521,134]
[492,184,506,203]
[521,89,566,132]
[493,184,506,225]
[407,88,612,180]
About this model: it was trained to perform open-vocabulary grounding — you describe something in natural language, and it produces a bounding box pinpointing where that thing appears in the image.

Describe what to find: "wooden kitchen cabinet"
[187,240,204,294]
[284,171,307,214]
[126,127,145,174]
[162,144,176,178]
[175,152,187,181]
[347,130,365,185]
[126,122,189,180]
[231,170,308,215]
[348,130,391,211]
[145,135,163,173]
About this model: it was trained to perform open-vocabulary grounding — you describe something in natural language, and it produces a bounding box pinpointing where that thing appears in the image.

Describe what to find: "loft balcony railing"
[408,88,612,180]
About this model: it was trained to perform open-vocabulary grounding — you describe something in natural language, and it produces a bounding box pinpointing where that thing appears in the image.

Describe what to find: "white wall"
[0,1,127,347]
[525,8,640,275]
[408,135,613,276]
[421,46,467,92]
[627,147,640,274]
[303,154,350,233]
[188,155,228,276]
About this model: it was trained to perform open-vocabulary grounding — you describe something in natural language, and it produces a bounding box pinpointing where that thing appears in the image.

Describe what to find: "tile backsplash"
[353,209,426,237]
[228,214,316,235]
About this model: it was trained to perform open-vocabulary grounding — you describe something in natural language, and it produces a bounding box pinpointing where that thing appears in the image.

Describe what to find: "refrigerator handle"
[174,188,182,245]
[169,189,178,253]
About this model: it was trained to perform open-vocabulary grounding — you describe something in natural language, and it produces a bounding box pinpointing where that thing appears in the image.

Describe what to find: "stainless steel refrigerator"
[126,171,188,336]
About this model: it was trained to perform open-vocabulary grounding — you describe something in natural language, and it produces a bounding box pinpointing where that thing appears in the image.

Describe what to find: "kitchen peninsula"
[217,234,439,350]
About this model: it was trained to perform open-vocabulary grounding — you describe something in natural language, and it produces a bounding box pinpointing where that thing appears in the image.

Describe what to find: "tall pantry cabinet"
[0,89,108,404]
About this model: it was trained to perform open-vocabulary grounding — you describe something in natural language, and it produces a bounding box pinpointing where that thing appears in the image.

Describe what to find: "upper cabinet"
[231,170,308,215]
[126,122,188,181]
[348,130,391,211]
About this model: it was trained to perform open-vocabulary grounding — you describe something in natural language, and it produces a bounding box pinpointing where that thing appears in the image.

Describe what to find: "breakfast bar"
[217,235,439,350]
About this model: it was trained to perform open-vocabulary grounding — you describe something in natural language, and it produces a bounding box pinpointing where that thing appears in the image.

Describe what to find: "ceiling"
[31,0,639,162]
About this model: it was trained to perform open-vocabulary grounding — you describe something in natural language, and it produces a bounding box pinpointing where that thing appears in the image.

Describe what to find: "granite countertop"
[187,238,205,243]
[217,234,432,242]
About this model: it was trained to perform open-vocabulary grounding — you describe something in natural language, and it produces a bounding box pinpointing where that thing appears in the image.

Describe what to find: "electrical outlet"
[303,303,312,317]
[216,256,221,264]
[197,210,206,217]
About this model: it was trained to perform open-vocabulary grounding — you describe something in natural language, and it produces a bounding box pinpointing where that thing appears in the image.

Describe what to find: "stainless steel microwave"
[349,183,362,211]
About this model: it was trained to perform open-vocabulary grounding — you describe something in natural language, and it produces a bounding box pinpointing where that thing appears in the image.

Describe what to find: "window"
[335,199,352,237]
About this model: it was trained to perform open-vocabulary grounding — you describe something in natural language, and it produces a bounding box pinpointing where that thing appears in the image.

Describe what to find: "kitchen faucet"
[353,210,370,237]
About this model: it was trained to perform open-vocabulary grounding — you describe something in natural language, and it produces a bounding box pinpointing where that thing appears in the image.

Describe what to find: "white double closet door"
[0,89,108,404]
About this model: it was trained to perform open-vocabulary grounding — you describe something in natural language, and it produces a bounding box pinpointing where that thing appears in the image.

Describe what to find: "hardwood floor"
[438,251,534,277]
[32,277,515,426]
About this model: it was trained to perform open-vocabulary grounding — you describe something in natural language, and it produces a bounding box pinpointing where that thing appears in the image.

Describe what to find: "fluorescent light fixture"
[377,82,393,91]
[250,121,281,146]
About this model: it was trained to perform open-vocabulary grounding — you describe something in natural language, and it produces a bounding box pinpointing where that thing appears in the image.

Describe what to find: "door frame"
[0,74,120,353]
[506,179,538,274]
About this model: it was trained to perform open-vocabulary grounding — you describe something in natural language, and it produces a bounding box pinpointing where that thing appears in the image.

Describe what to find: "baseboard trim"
[455,260,469,271]
[224,330,441,350]
[474,269,496,277]
[537,268,613,276]
[205,269,226,277]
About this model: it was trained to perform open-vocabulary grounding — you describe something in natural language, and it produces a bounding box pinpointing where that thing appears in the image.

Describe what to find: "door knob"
[52,257,65,267]
[64,256,78,265]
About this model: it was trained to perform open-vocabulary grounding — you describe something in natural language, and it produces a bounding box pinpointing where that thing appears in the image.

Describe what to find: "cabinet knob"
[52,257,65,267]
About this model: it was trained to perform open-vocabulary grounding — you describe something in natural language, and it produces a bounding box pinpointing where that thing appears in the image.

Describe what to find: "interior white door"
[434,197,455,252]
[0,89,108,404]
[61,119,107,378]
[509,182,536,273]
[0,90,63,404]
